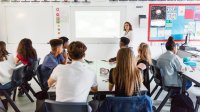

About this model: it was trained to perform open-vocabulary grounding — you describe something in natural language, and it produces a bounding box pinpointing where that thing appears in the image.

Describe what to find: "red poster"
[185,9,194,19]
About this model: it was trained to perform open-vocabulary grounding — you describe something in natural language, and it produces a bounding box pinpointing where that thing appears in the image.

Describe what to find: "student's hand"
[63,52,68,59]
[137,63,146,70]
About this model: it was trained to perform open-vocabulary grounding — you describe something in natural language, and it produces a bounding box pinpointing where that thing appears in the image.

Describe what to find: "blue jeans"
[185,80,192,90]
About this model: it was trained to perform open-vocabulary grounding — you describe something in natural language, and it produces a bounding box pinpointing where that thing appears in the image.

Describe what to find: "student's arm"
[48,78,56,87]
[109,83,114,91]
[15,54,21,65]
[173,56,182,72]
[109,57,116,62]
[60,54,67,64]
[108,68,114,91]
[47,66,59,87]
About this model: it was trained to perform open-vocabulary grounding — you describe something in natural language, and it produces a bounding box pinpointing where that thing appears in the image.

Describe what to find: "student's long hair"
[17,38,37,60]
[112,48,142,96]
[0,41,9,61]
[138,43,152,64]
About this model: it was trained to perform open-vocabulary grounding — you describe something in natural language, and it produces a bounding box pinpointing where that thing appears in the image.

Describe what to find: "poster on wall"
[148,4,200,42]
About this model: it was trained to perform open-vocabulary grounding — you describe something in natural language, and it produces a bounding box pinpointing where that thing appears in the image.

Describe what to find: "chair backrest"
[36,65,45,89]
[11,65,27,86]
[44,100,89,112]
[99,95,153,112]
[152,65,162,86]
[30,58,41,75]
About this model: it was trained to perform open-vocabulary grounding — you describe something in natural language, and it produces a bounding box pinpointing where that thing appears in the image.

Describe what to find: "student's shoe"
[18,88,24,97]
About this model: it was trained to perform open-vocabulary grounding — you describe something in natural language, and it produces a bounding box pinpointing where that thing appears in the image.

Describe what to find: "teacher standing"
[123,22,133,47]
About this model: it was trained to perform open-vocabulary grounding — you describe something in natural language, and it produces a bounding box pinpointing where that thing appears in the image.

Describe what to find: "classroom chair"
[149,59,157,83]
[44,100,89,112]
[155,69,182,112]
[32,58,41,88]
[13,59,41,102]
[150,65,163,100]
[99,95,153,112]
[0,65,35,112]
[195,96,200,112]
[36,64,47,91]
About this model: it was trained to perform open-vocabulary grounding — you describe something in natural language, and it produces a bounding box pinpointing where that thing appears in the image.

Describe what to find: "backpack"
[170,93,194,112]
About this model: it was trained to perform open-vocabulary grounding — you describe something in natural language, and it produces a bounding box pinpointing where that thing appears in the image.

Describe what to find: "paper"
[185,9,194,19]
[166,6,176,13]
[150,28,157,38]
[196,21,200,37]
[157,28,165,37]
[178,6,185,16]
[167,13,177,20]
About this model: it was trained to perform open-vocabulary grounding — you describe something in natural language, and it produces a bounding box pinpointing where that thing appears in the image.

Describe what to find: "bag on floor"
[170,93,194,112]
[35,91,48,112]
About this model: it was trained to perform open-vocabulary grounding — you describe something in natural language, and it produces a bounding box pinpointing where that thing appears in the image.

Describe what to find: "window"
[70,6,126,43]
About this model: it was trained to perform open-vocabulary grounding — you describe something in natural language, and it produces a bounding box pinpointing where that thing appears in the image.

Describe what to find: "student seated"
[59,36,70,64]
[0,41,15,85]
[109,48,143,96]
[137,43,152,96]
[157,37,192,91]
[0,41,15,110]
[16,38,37,66]
[48,41,97,102]
[41,39,65,89]
[109,37,130,62]
[15,38,37,96]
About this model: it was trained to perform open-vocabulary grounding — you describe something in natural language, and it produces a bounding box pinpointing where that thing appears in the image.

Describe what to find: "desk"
[182,70,200,93]
[48,61,147,99]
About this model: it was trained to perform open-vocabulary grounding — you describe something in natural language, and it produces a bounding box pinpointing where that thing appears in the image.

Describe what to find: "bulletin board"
[148,4,200,42]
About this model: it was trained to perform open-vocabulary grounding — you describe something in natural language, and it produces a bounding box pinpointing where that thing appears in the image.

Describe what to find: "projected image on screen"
[75,11,120,38]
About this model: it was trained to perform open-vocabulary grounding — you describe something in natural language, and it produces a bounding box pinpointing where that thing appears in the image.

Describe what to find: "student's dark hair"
[120,37,130,46]
[49,39,63,48]
[124,22,132,31]
[165,36,176,51]
[68,41,87,60]
[0,41,9,61]
[17,38,37,60]
[59,36,69,46]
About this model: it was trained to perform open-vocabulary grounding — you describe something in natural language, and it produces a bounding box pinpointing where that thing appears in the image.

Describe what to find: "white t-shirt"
[124,31,134,47]
[0,54,15,85]
[50,61,97,102]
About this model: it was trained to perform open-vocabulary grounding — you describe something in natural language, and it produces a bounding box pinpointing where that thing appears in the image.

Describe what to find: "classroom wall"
[0,1,200,61]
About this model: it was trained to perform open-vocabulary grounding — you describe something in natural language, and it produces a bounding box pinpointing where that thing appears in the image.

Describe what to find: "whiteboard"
[5,6,54,44]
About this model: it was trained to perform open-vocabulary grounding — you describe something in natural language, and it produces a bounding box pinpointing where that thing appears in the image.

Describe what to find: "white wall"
[1,1,200,61]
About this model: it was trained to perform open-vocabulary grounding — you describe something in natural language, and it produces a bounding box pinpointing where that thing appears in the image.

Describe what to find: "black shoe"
[18,88,24,97]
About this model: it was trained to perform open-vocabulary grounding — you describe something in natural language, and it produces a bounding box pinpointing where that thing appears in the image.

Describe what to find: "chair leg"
[2,90,21,112]
[156,89,173,112]
[195,96,200,112]
[13,88,17,101]
[149,76,153,83]
[21,85,34,102]
[154,88,163,100]
[26,83,36,95]
[150,85,158,96]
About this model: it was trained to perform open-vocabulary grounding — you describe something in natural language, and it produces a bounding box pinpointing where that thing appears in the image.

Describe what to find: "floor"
[6,78,200,112]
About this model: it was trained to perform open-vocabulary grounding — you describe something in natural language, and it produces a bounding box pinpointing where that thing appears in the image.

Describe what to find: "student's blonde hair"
[138,43,152,64]
[112,48,142,96]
